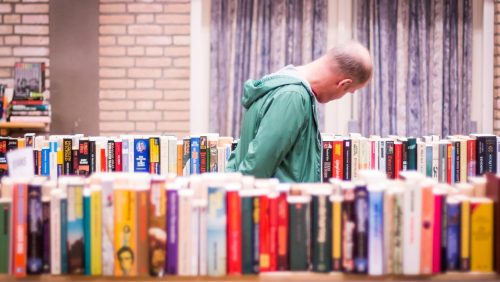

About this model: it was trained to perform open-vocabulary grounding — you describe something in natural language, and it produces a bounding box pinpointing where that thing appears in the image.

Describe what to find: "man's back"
[226,73,321,182]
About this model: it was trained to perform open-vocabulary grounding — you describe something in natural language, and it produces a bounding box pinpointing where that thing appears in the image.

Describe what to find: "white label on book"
[7,147,35,179]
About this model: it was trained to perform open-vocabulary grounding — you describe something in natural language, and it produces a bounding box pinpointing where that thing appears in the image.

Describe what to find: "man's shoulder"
[272,84,312,102]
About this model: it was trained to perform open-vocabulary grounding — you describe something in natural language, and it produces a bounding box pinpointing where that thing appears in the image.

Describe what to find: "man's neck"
[296,63,326,101]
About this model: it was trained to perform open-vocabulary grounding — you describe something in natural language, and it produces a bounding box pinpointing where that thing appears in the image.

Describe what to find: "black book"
[474,135,497,176]
[107,140,115,172]
[321,138,333,183]
[454,141,461,183]
[407,137,417,170]
[353,184,368,274]
[241,193,255,274]
[341,184,356,273]
[78,139,90,176]
[288,196,310,271]
[343,139,351,181]
[7,138,18,152]
[89,140,96,173]
[386,141,395,179]
[63,138,73,175]
[42,197,50,273]
[401,140,408,171]
[27,181,43,274]
[310,192,332,272]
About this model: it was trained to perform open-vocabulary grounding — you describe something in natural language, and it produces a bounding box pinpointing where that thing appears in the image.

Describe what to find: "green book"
[407,138,417,170]
[0,199,11,274]
[288,196,310,271]
[240,192,255,274]
[311,193,332,272]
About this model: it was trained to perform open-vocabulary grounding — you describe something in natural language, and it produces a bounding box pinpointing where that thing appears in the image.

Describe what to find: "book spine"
[343,139,351,181]
[331,197,342,272]
[351,139,359,179]
[115,140,122,172]
[49,141,57,179]
[432,143,439,180]
[114,188,137,276]
[455,141,461,183]
[420,185,434,274]
[393,193,404,274]
[439,143,448,183]
[386,141,395,179]
[269,196,278,272]
[176,142,183,176]
[311,194,332,272]
[332,140,343,180]
[182,138,190,176]
[470,200,493,272]
[227,190,242,274]
[41,147,49,176]
[259,195,270,272]
[67,184,85,274]
[402,181,422,275]
[368,189,383,275]
[288,201,309,271]
[394,142,402,178]
[276,193,288,271]
[168,139,177,174]
[12,183,27,277]
[100,147,106,172]
[476,137,485,176]
[209,140,218,173]
[137,188,150,276]
[241,197,254,274]
[446,200,460,271]
[322,139,333,182]
[460,140,467,182]
[252,197,260,273]
[426,145,433,177]
[91,189,102,276]
[166,189,178,275]
[207,186,226,276]
[407,138,417,170]
[60,195,68,274]
[342,189,355,273]
[149,180,166,277]
[27,184,43,274]
[50,192,61,275]
[78,140,90,176]
[383,192,394,274]
[460,199,470,271]
[122,139,129,173]
[190,203,200,276]
[107,140,115,172]
[149,137,160,174]
[401,140,408,171]
[485,136,497,174]
[134,138,150,173]
[198,204,208,276]
[432,193,443,274]
[83,191,91,275]
[354,185,368,273]
[177,190,192,276]
[190,136,200,175]
[379,140,386,174]
[447,144,452,184]
[101,181,114,276]
[63,139,72,175]
[0,201,11,274]
[72,149,79,175]
[89,141,96,173]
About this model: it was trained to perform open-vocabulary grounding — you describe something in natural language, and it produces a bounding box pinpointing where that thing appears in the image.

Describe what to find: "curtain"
[356,0,472,137]
[210,0,328,137]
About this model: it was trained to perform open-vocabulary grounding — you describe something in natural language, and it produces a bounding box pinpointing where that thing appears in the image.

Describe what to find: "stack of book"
[8,62,50,123]
[0,171,498,277]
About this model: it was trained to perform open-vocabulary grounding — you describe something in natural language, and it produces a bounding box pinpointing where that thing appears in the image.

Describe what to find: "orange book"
[447,144,452,184]
[136,184,150,276]
[176,142,182,176]
[420,180,435,274]
[12,182,28,277]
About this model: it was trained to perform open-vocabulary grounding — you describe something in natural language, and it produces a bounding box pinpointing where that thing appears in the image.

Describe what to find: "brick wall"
[0,0,50,89]
[496,0,500,134]
[99,0,190,137]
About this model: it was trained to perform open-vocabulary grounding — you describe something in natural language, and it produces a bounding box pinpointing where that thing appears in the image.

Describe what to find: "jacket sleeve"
[225,143,238,172]
[237,90,308,178]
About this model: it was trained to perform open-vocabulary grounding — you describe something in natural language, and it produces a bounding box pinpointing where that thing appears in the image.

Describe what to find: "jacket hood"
[241,75,310,109]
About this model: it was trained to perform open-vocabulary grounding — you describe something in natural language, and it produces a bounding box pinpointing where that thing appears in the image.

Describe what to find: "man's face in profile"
[119,249,134,274]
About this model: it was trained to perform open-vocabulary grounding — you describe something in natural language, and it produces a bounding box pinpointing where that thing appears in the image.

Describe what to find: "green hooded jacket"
[226,74,321,183]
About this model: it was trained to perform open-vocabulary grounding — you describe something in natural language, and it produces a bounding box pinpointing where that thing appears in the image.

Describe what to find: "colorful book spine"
[394,142,402,179]
[115,139,122,172]
[135,178,150,277]
[12,182,27,277]
[107,140,116,172]
[166,184,178,275]
[42,184,51,274]
[101,177,114,276]
[27,182,43,274]
[78,139,90,176]
[470,198,493,272]
[60,192,68,274]
[207,185,226,276]
[407,138,417,170]
[0,199,12,274]
[67,181,85,274]
[341,183,355,273]
[288,195,310,271]
[332,139,343,179]
[190,136,200,175]
[50,189,61,275]
[41,147,49,176]
[467,139,476,177]
[182,138,190,176]
[311,190,332,273]
[168,138,177,174]
[90,186,102,276]
[63,138,73,175]
[149,137,160,174]
[393,189,404,274]
[367,184,384,275]
[176,141,183,176]
[460,197,470,271]
[227,184,242,275]
[259,193,270,272]
[343,139,351,180]
[386,141,394,179]
[321,136,333,182]
[354,184,368,273]
[420,181,434,275]
[276,189,288,271]
[446,197,460,271]
[149,177,166,277]
[49,141,57,179]
[208,138,218,173]
[83,189,91,275]
[134,138,150,173]
[122,138,130,173]
[330,194,343,272]
[114,186,137,276]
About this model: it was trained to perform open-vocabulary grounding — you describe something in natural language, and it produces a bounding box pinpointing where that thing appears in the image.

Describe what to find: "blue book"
[134,138,150,172]
[190,136,200,175]
[83,190,91,275]
[41,147,50,176]
[354,184,368,274]
[60,196,68,274]
[446,199,460,271]
[368,186,384,275]
[207,186,226,276]
[426,145,433,177]
[27,183,43,274]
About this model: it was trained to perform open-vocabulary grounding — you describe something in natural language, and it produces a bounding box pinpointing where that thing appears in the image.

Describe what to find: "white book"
[351,137,360,179]
[460,139,467,182]
[379,140,386,174]
[160,136,170,176]
[417,141,426,175]
[432,142,439,180]
[100,174,114,276]
[217,146,226,173]
[177,189,193,276]
[50,189,61,275]
[191,200,202,276]
[168,137,178,174]
[368,183,385,275]
[120,136,130,172]
[400,171,423,275]
[359,137,369,170]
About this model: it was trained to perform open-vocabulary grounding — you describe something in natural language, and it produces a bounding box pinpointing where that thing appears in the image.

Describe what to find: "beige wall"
[98,0,191,138]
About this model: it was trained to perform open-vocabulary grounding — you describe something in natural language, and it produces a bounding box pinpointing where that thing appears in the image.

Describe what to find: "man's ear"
[338,79,352,90]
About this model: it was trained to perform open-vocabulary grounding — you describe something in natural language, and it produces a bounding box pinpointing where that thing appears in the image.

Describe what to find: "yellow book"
[460,197,470,270]
[177,141,183,176]
[17,138,25,148]
[331,195,342,271]
[114,180,137,276]
[470,198,493,272]
[91,186,102,275]
[150,138,160,163]
[57,149,63,169]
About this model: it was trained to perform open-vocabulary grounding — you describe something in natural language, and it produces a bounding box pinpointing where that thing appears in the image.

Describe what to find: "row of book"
[321,133,499,183]
[0,133,237,179]
[0,170,498,277]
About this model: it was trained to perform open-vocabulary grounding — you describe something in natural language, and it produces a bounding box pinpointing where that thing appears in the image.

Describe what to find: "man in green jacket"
[226,41,372,182]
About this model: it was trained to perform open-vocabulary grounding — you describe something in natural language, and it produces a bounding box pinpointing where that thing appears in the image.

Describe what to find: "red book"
[259,195,270,272]
[12,182,27,277]
[11,100,44,106]
[136,188,150,276]
[432,190,446,274]
[227,189,242,275]
[447,143,452,184]
[276,191,289,270]
[370,140,376,169]
[332,140,343,180]
[269,194,279,271]
[115,140,123,172]
[420,181,434,274]
[467,139,476,178]
[394,142,402,178]
[100,148,107,172]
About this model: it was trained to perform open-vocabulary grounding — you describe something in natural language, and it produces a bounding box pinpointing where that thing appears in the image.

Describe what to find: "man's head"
[303,41,372,103]
[117,246,134,274]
